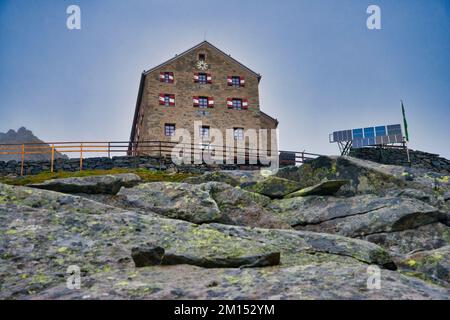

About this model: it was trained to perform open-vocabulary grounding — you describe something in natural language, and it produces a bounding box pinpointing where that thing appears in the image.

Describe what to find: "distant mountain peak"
[0,127,67,162]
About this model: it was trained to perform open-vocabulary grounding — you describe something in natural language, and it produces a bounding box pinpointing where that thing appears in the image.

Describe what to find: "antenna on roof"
[203,30,207,41]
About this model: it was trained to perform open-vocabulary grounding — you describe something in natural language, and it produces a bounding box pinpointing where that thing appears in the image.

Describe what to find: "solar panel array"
[330,124,403,148]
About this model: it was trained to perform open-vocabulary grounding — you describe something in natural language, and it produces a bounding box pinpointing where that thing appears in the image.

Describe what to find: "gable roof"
[143,40,261,81]
[129,41,264,145]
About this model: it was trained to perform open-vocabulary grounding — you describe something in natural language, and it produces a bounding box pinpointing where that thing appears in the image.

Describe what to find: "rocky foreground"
[0,156,449,299]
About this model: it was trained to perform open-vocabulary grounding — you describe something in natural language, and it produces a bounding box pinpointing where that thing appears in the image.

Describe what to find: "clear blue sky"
[1,0,449,157]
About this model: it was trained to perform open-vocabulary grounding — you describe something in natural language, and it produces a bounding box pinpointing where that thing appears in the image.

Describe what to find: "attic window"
[198,53,206,61]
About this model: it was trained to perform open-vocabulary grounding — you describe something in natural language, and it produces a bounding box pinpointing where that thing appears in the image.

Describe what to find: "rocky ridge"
[0,155,449,299]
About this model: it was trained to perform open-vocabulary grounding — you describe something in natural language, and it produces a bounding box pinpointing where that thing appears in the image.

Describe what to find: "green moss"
[30,274,51,285]
[407,259,417,267]
[0,168,197,186]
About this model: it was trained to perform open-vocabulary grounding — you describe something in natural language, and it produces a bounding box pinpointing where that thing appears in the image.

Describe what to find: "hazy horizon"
[1,0,449,158]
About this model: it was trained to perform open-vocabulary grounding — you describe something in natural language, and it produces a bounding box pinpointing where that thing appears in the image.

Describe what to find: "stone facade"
[129,41,278,156]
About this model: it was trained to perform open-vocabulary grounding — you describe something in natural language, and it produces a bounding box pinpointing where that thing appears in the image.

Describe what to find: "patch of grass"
[0,168,197,186]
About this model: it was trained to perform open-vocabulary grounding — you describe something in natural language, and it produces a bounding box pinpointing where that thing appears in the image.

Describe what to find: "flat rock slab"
[208,223,395,269]
[242,176,303,199]
[117,182,223,224]
[27,173,141,195]
[183,171,241,187]
[269,195,446,237]
[33,263,449,300]
[285,179,349,198]
[131,245,280,268]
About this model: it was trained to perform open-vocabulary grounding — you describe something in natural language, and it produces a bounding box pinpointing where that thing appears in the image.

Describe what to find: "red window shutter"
[169,72,174,83]
[240,76,245,87]
[159,72,164,82]
[159,93,165,105]
[227,76,232,86]
[208,97,214,108]
[242,99,249,110]
[207,74,212,84]
[227,98,233,109]
[169,94,175,106]
[194,73,199,83]
[193,96,199,107]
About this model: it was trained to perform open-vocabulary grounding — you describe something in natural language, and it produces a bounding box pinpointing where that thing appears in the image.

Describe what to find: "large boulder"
[396,246,450,287]
[116,181,289,229]
[204,182,291,229]
[27,173,141,195]
[116,182,223,224]
[242,176,303,199]
[362,223,450,254]
[268,194,446,237]
[285,179,349,198]
[276,156,450,196]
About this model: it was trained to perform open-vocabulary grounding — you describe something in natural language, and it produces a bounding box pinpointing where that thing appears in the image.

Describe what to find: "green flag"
[401,100,409,142]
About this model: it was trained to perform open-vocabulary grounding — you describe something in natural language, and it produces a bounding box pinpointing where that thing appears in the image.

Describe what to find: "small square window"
[234,128,244,140]
[232,76,241,87]
[198,73,207,84]
[164,73,170,83]
[200,126,210,139]
[232,99,242,110]
[199,97,208,109]
[164,95,171,106]
[198,53,206,61]
[165,124,176,136]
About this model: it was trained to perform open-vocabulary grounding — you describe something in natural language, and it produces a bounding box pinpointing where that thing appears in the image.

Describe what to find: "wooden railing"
[0,140,322,176]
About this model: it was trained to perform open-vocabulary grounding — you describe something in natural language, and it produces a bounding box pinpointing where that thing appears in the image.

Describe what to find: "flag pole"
[401,100,411,166]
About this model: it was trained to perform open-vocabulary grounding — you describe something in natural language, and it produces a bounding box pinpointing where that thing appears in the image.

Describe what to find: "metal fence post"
[108,142,111,158]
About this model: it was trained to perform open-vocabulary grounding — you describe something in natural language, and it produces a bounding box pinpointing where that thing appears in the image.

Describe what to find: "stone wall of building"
[134,42,277,153]
[349,147,450,173]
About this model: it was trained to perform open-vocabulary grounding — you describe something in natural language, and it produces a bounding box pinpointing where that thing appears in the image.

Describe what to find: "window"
[164,124,176,136]
[198,73,207,84]
[160,72,174,83]
[232,99,242,110]
[199,97,208,109]
[234,128,244,140]
[198,53,206,61]
[164,73,171,83]
[200,126,210,140]
[228,75,245,87]
[232,76,241,87]
[164,95,171,106]
[159,93,175,106]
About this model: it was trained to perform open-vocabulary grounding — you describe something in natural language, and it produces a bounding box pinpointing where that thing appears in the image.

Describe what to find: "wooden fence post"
[20,144,24,176]
[51,144,55,173]
[159,141,162,170]
[80,143,83,171]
